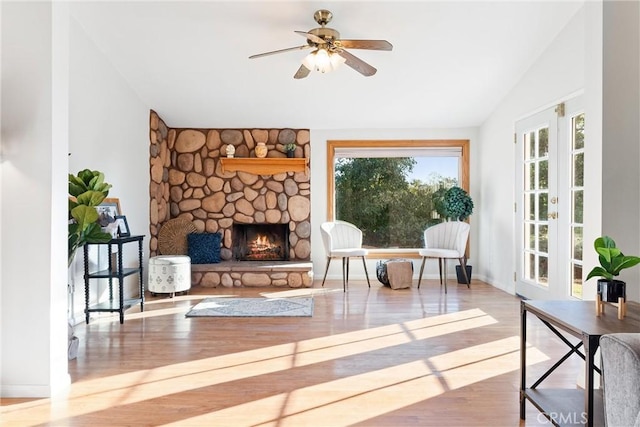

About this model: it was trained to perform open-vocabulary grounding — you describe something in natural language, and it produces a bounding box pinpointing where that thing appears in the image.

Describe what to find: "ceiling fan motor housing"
[308,27,340,46]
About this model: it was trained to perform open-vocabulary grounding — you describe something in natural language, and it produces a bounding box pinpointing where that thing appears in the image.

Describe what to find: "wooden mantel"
[220,157,309,175]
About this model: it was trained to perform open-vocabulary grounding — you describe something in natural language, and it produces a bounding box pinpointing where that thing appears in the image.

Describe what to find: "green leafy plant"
[284,143,296,152]
[586,236,640,281]
[68,169,113,266]
[437,186,474,221]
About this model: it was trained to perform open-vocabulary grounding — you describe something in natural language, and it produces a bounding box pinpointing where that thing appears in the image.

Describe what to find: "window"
[327,140,470,256]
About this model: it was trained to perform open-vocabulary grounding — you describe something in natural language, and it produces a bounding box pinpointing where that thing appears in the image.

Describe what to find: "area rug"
[185,297,313,317]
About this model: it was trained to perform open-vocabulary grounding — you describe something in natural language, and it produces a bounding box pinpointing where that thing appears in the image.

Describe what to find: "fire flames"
[247,233,282,260]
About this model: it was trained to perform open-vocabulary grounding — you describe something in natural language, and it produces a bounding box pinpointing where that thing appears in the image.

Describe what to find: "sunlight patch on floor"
[158,337,550,426]
[87,294,239,323]
[260,288,343,298]
[9,309,510,425]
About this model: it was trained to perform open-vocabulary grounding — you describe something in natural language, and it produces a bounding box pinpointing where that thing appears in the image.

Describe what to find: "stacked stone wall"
[148,110,312,287]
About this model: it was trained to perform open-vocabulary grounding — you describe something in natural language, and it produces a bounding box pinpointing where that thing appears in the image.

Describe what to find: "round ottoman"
[148,255,191,298]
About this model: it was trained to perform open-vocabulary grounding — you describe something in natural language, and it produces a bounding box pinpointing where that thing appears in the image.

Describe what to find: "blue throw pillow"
[187,232,222,264]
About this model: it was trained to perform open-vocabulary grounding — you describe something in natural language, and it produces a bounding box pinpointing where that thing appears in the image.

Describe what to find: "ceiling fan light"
[302,50,318,71]
[314,48,332,73]
[302,48,345,74]
[330,52,346,69]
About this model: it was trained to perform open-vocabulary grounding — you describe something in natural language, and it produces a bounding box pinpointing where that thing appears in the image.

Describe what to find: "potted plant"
[441,186,474,221]
[68,169,113,266]
[586,236,640,302]
[284,143,296,158]
[67,169,112,360]
[436,186,474,283]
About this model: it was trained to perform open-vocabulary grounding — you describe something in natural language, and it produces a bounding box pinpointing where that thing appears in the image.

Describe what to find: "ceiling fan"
[249,9,393,79]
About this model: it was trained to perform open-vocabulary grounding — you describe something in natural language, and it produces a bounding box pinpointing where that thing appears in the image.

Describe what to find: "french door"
[515,96,584,300]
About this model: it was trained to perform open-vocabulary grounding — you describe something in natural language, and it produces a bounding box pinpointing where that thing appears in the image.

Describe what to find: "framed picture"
[115,215,130,237]
[96,198,121,227]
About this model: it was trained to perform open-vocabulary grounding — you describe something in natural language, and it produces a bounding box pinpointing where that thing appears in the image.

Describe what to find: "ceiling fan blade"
[294,30,326,45]
[249,45,311,59]
[293,64,311,79]
[335,49,377,77]
[336,39,393,51]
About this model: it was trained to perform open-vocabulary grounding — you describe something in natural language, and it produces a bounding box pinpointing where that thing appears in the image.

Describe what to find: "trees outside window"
[328,140,469,252]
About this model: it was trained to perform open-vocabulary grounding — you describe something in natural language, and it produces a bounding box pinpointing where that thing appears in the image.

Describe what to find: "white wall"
[309,127,479,281]
[477,6,586,295]
[600,1,640,300]
[67,14,149,322]
[0,2,150,398]
[1,2,69,397]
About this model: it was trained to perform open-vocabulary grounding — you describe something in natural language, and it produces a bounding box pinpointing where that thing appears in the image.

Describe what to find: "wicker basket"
[157,218,197,255]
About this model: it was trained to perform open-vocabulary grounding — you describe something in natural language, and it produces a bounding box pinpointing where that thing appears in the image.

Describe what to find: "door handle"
[548,212,558,219]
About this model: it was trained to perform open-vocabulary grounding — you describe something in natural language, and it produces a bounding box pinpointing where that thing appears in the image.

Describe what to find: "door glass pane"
[538,224,548,252]
[573,190,583,223]
[527,253,535,280]
[574,153,584,186]
[538,256,548,284]
[538,128,549,157]
[538,160,548,189]
[526,131,535,159]
[528,224,535,249]
[538,193,548,221]
[527,163,535,190]
[526,194,534,220]
[573,114,585,150]
[572,264,583,298]
[573,226,583,260]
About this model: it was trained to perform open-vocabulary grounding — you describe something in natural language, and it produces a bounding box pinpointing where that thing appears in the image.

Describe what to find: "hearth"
[232,223,289,261]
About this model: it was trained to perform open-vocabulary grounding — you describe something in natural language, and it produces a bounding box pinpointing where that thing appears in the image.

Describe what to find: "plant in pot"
[436,186,474,283]
[68,169,113,265]
[284,143,296,158]
[67,169,112,359]
[586,236,640,303]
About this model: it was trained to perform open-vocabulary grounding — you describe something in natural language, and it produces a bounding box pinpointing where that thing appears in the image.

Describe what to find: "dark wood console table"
[83,235,144,324]
[520,299,640,426]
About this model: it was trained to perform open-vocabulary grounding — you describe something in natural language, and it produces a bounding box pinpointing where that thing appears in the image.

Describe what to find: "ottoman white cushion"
[148,255,191,295]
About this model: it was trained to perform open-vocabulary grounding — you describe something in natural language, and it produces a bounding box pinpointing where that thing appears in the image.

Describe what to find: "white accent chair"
[418,221,470,293]
[320,221,371,292]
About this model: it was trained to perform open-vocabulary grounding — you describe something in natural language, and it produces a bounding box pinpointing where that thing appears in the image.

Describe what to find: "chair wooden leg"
[438,258,443,285]
[321,257,332,287]
[418,257,427,288]
[458,257,470,288]
[361,256,371,287]
[342,257,348,292]
[443,259,448,294]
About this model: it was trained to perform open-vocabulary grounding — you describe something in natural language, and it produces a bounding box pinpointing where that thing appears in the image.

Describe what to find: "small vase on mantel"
[255,142,268,158]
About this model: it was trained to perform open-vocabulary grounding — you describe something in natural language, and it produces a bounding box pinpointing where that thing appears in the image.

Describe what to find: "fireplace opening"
[232,223,290,261]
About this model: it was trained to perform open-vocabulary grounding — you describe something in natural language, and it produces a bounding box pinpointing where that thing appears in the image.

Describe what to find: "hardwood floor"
[2,279,587,426]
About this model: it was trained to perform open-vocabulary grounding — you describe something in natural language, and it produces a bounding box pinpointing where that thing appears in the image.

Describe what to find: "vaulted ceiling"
[70,1,584,130]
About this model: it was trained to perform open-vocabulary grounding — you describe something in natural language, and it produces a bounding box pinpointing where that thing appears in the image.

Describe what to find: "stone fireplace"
[148,110,313,288]
[232,223,289,261]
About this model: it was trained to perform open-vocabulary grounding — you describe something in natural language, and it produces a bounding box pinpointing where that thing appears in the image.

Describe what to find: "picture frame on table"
[96,198,121,228]
[115,215,130,237]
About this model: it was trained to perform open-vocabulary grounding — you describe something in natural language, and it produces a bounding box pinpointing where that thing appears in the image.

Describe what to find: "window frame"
[326,139,470,258]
